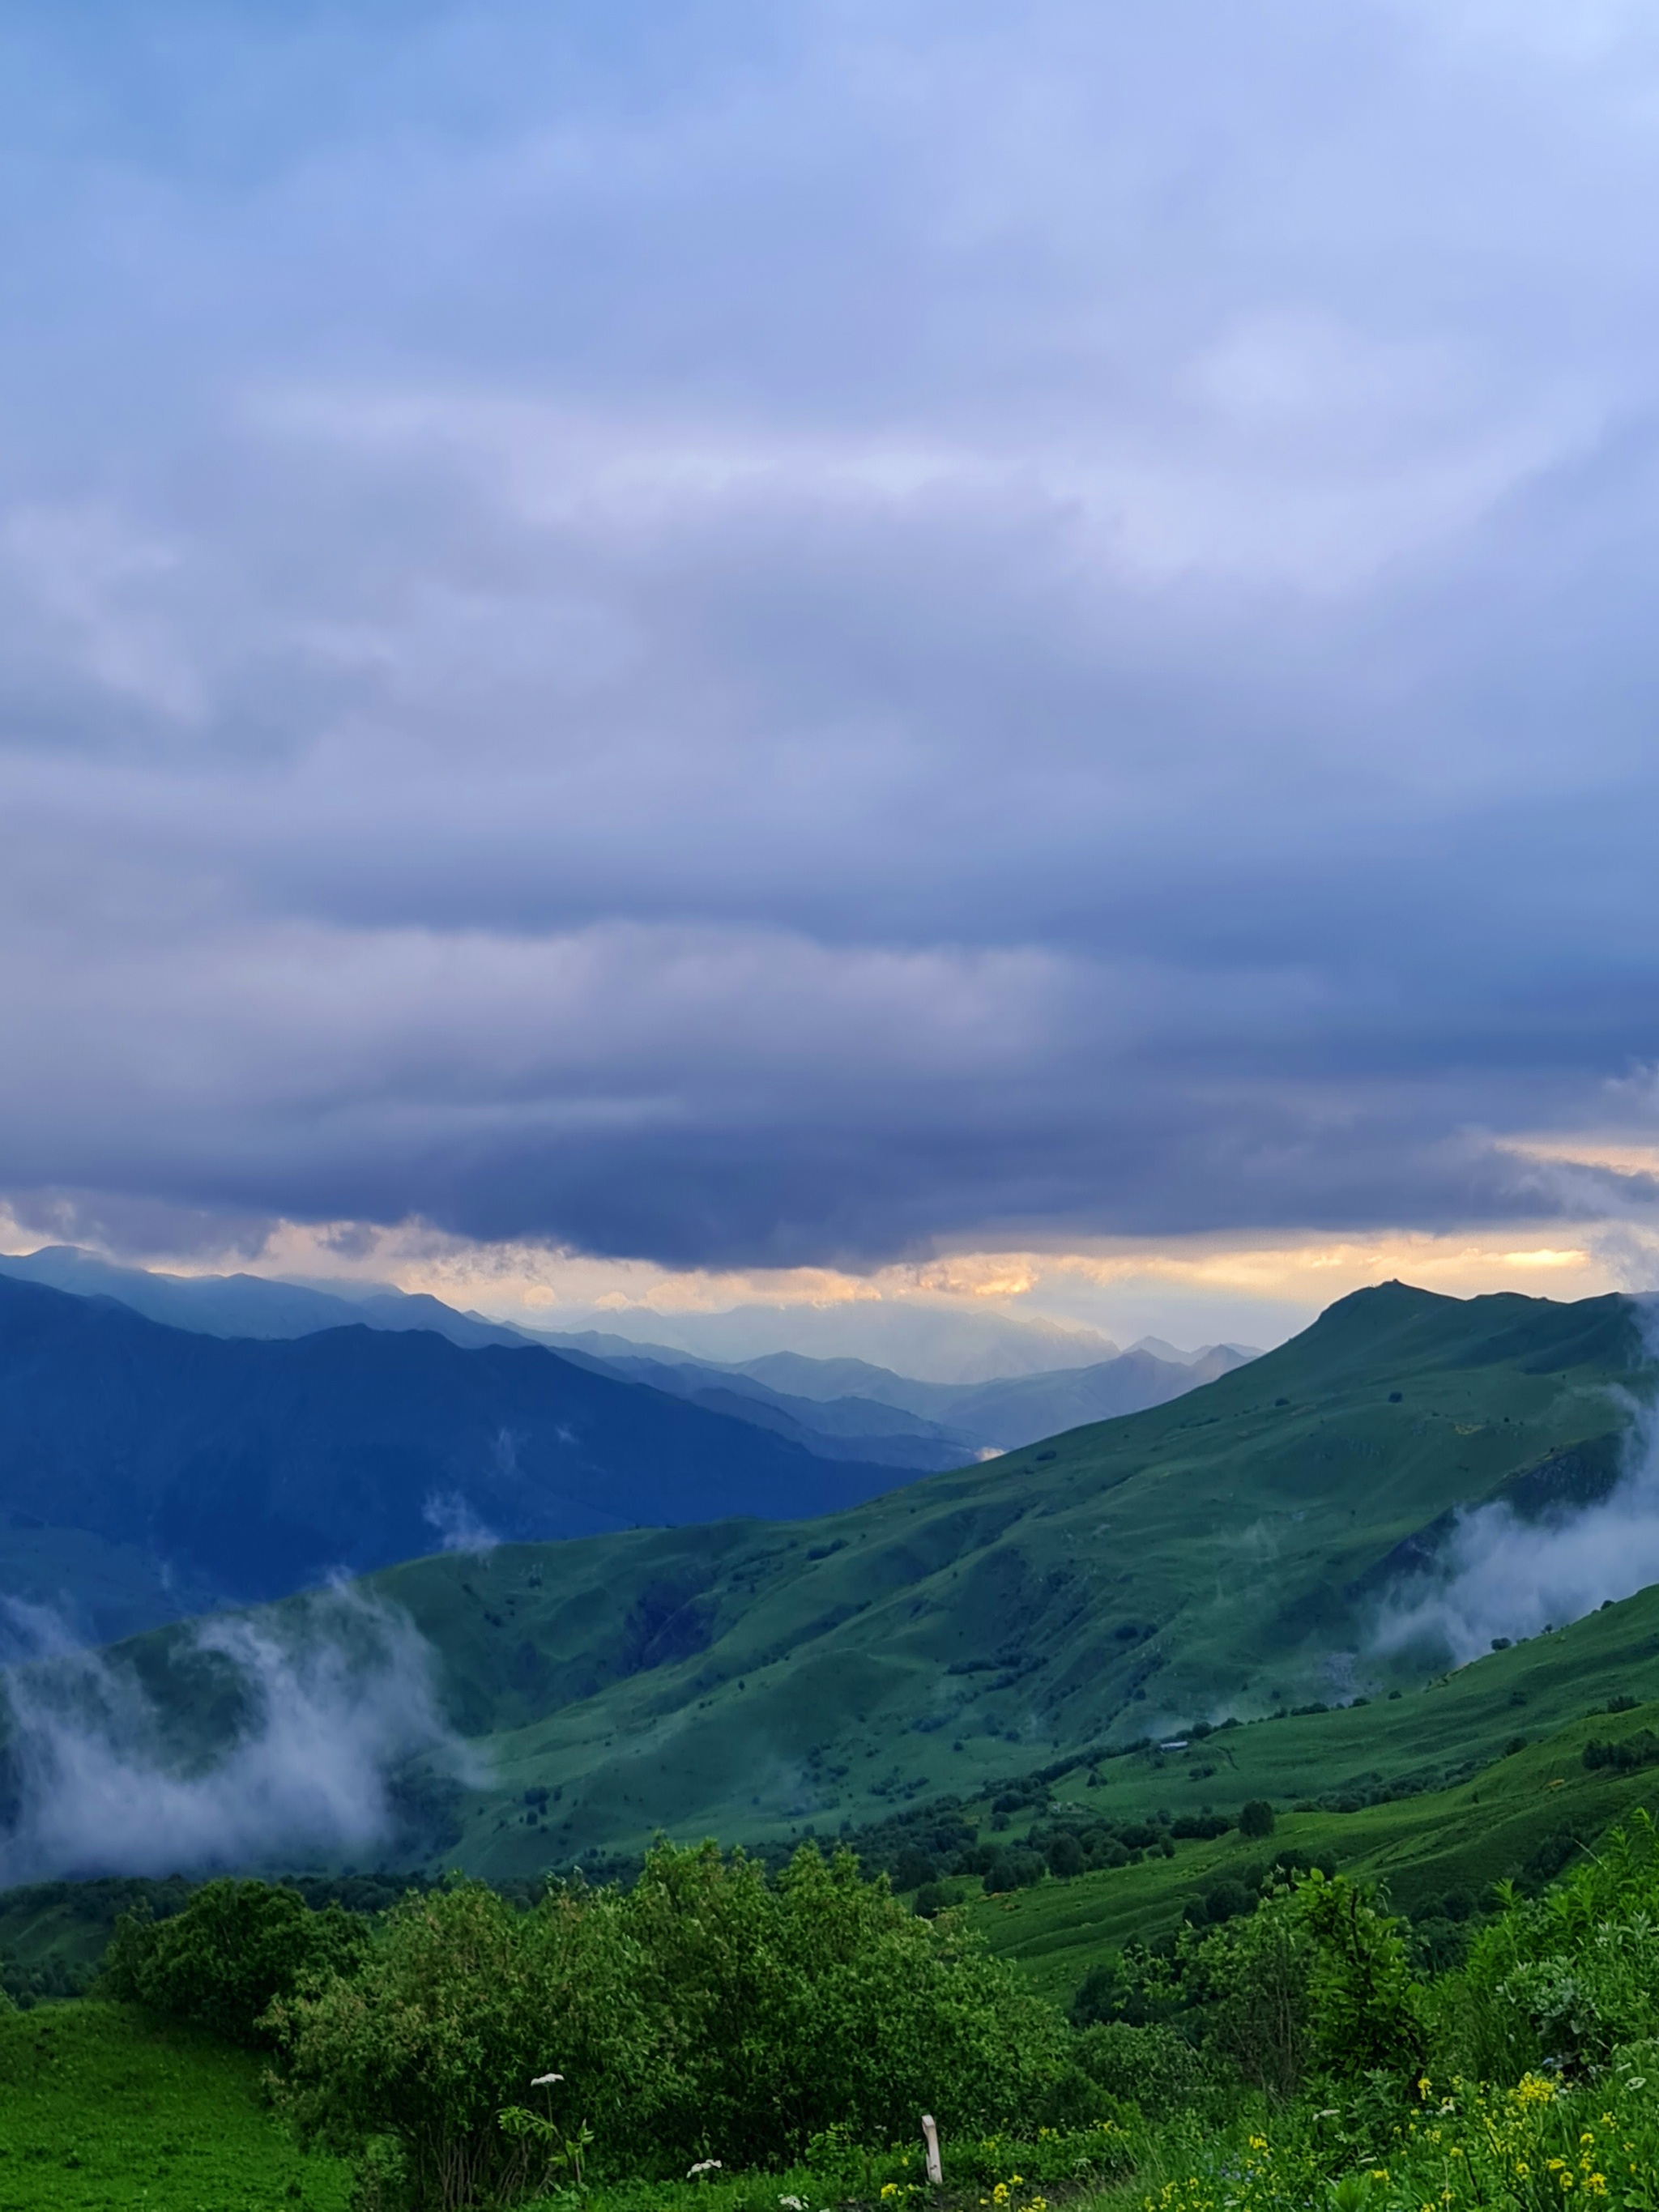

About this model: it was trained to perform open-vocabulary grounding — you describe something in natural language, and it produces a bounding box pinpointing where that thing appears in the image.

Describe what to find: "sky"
[6,0,1659,1360]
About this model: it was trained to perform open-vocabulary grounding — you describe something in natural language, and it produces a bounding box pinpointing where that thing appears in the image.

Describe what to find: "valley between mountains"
[1,1276,1645,1905]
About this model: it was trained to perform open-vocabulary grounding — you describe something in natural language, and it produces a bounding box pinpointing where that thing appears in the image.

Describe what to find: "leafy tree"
[268,1843,1073,2207]
[1239,1799,1277,1839]
[1047,1832,1086,1880]
[102,1878,369,2046]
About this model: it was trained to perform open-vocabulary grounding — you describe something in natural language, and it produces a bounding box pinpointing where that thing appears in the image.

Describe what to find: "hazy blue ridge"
[0,1249,1251,1466]
[0,1274,915,1629]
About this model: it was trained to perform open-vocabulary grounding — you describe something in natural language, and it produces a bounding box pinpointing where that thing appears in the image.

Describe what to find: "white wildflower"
[689,2160,723,2177]
[531,2072,565,2087]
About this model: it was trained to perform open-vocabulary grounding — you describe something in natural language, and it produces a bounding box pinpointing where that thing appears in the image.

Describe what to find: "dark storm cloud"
[4,0,1659,1264]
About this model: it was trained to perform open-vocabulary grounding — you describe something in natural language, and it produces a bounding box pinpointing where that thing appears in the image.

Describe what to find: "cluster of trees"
[894,1802,1283,1913]
[95,1805,1659,2212]
[105,1843,1089,2210]
[1582,1728,1659,1774]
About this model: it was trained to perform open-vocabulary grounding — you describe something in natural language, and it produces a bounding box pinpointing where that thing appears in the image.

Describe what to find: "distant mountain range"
[0,1247,1256,1472]
[0,1245,532,1352]
[0,1275,909,1642]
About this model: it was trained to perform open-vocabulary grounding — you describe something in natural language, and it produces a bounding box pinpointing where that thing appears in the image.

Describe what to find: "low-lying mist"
[1374,1369,1659,1669]
[0,1588,474,1884]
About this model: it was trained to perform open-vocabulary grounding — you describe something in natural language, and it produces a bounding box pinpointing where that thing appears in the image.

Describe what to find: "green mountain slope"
[34,1278,1641,1885]
[962,1575,1659,1997]
[388,1280,1645,1869]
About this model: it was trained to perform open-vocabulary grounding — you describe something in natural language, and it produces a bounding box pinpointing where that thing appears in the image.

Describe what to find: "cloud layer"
[6,2,1659,1266]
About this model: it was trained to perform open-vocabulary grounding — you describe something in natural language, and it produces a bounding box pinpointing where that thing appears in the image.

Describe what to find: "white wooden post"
[922,2114,942,2188]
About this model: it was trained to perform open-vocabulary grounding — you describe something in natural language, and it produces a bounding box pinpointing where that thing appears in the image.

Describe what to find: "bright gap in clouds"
[2,1202,1645,1375]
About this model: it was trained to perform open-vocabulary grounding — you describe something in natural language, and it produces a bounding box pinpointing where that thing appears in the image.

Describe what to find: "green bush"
[1450,1809,1659,2080]
[913,1877,967,1917]
[1047,1831,1086,1880]
[1071,1954,1132,2028]
[269,1843,1073,2210]
[102,1877,369,2046]
[983,1849,1045,1894]
[1186,1870,1425,2096]
[1291,1868,1426,2080]
[271,1875,651,2212]
[1238,1799,1276,1839]
[1073,2019,1212,2117]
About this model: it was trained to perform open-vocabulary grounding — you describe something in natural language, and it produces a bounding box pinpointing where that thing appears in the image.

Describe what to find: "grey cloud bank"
[3,2,1659,1266]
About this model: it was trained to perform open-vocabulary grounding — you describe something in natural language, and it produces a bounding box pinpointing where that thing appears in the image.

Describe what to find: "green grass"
[959,1631,1659,2002]
[0,2001,351,2211]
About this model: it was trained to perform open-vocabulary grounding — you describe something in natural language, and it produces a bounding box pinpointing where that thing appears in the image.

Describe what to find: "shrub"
[913,1879,966,1918]
[269,1843,1073,2207]
[270,1877,654,2211]
[102,1878,369,2046]
[1073,2020,1211,2117]
[1188,1888,1313,2096]
[1187,1871,1425,2096]
[1453,1810,1659,2078]
[1171,1813,1231,1842]
[1202,1882,1254,1925]
[1238,1799,1276,1839]
[1071,1955,1132,2028]
[1583,1728,1659,1774]
[1290,1868,1426,2080]
[983,1850,1045,1894]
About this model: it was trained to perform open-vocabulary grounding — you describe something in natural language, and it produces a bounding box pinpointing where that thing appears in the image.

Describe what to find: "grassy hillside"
[0,2000,351,2209]
[2,1279,1646,1898]
[957,1575,1659,1998]
[28,1278,1633,1883]
[347,1281,1640,1869]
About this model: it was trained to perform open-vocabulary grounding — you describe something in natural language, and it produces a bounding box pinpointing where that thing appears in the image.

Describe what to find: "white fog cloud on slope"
[0,1588,473,1883]
[1375,1308,1659,1664]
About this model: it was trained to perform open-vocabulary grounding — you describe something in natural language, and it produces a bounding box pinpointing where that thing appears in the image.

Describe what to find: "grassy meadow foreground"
[8,1740,1659,2212]
[0,2001,351,2210]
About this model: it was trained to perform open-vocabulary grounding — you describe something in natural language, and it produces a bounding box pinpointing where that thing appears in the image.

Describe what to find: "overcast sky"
[6,1,1659,1353]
